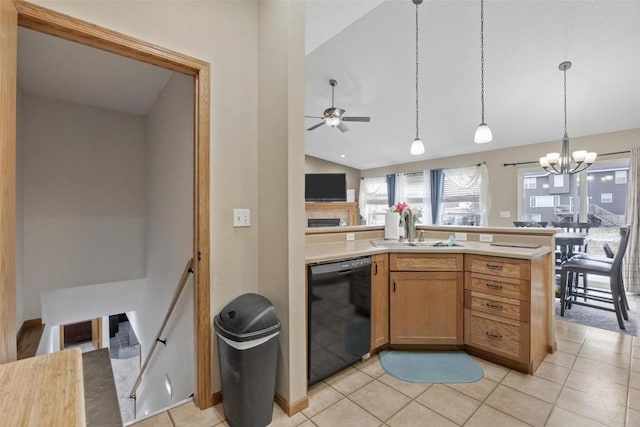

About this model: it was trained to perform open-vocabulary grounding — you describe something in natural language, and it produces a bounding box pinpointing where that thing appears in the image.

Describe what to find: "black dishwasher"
[307,256,371,385]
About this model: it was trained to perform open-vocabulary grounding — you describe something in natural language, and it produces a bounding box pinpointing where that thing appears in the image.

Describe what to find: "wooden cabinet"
[389,253,463,345]
[464,254,549,373]
[371,254,389,350]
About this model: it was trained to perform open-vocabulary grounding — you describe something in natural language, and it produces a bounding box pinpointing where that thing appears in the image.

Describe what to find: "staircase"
[83,348,123,426]
[589,204,625,226]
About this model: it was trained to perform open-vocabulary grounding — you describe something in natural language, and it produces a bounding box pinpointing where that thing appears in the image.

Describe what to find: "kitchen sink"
[370,239,464,248]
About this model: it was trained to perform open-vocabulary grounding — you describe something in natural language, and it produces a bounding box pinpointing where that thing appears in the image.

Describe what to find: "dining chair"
[553,221,591,298]
[559,226,630,329]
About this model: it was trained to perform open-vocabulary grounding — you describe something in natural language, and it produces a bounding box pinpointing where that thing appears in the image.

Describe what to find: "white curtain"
[359,176,386,223]
[624,146,640,294]
[423,170,432,224]
[479,163,491,227]
[443,164,490,226]
[394,173,407,206]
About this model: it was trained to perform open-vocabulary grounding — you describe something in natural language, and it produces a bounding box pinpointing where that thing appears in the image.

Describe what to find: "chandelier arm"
[549,163,563,175]
[569,162,590,174]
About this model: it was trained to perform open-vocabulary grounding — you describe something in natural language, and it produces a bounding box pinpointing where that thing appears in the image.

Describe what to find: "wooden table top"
[0,348,86,427]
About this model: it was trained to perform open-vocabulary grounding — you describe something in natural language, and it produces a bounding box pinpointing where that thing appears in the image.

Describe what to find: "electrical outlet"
[455,232,467,241]
[346,233,355,241]
[500,210,511,218]
[233,209,250,227]
[479,233,493,243]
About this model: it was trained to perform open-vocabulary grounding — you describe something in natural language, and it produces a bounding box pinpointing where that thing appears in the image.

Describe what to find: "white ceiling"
[305,0,640,170]
[18,27,173,115]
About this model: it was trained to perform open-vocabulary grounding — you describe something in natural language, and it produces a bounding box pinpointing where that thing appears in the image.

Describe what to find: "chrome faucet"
[402,208,415,242]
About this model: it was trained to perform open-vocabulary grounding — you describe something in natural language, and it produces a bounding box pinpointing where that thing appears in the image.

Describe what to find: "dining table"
[555,231,590,262]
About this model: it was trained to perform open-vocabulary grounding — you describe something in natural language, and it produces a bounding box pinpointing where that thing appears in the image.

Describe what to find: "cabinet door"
[371,254,389,350]
[390,271,463,345]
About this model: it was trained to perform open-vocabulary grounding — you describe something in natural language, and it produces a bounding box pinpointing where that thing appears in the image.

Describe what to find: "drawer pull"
[485,331,503,340]
[486,302,503,310]
[486,263,503,271]
[485,283,503,290]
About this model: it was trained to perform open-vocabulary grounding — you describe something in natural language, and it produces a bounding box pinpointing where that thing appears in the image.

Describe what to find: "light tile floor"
[131,315,640,427]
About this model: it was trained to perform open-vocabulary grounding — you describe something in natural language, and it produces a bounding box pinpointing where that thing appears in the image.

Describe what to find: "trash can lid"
[214,293,281,342]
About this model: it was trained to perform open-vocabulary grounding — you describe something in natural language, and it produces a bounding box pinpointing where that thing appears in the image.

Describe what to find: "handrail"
[129,258,194,401]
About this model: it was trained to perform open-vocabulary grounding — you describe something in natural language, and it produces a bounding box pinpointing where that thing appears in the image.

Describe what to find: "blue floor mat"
[379,351,484,383]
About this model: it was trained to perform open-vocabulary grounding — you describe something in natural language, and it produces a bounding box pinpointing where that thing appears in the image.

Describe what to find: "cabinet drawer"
[465,272,529,301]
[390,253,463,272]
[465,255,530,280]
[465,290,527,322]
[464,309,529,362]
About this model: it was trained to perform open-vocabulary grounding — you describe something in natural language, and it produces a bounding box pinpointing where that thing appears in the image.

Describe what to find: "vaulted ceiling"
[305,0,640,170]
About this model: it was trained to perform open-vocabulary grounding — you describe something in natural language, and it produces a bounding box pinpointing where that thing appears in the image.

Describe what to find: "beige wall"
[305,155,361,200]
[257,0,306,403]
[20,93,147,320]
[363,129,640,226]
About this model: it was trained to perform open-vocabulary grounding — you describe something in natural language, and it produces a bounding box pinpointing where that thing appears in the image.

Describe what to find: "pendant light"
[539,61,597,174]
[410,0,425,155]
[474,0,492,144]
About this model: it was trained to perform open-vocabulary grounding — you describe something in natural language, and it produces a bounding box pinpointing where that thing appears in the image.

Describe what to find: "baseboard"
[275,393,309,416]
[211,390,222,406]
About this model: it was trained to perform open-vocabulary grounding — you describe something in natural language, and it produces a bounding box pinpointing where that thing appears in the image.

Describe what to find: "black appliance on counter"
[307,256,371,385]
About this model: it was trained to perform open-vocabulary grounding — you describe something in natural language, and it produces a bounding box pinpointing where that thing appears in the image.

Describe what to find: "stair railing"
[129,258,194,403]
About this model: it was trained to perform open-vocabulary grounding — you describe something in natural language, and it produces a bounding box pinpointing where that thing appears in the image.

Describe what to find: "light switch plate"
[455,232,467,241]
[233,208,250,227]
[500,210,511,218]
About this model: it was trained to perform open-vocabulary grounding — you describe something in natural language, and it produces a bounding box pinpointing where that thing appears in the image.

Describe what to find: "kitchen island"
[305,225,555,376]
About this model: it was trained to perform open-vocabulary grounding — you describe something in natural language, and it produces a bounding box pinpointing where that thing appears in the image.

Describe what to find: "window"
[359,176,388,225]
[615,170,627,184]
[403,173,427,224]
[441,167,481,226]
[524,177,537,189]
[530,195,559,208]
[601,193,613,204]
[553,175,564,187]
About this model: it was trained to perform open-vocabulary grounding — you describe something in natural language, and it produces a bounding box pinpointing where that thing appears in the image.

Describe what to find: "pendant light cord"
[563,66,568,137]
[480,0,485,123]
[415,1,420,140]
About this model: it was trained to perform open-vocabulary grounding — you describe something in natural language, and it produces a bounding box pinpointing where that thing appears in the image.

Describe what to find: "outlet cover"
[233,209,250,227]
[346,233,355,241]
[500,210,511,218]
[479,234,493,243]
[455,232,467,241]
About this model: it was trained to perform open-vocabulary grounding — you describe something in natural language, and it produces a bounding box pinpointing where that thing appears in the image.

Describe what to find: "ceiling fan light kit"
[539,61,597,175]
[474,0,493,144]
[410,0,425,156]
[306,78,370,132]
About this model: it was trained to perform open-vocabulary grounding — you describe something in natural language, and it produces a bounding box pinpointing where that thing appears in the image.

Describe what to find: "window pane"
[615,170,627,184]
[601,193,613,203]
[441,167,480,225]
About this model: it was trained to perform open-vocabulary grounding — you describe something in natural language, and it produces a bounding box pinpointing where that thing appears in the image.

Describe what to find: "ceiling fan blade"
[307,122,325,131]
[337,122,349,132]
[342,116,370,122]
[305,115,323,119]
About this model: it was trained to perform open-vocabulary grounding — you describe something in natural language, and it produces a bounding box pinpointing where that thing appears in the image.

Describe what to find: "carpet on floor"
[379,351,483,383]
[555,296,637,336]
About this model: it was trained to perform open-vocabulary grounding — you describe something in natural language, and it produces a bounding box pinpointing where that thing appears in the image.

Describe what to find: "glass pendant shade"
[474,123,493,144]
[410,138,425,155]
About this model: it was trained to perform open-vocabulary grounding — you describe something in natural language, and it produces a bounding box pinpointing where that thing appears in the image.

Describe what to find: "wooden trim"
[275,393,309,416]
[59,325,65,351]
[193,63,212,409]
[14,0,206,75]
[305,202,358,225]
[17,318,43,341]
[211,391,222,406]
[0,0,17,364]
[91,318,102,350]
[7,0,212,408]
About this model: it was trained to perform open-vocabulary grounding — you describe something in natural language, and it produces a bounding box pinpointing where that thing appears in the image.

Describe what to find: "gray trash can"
[214,293,280,427]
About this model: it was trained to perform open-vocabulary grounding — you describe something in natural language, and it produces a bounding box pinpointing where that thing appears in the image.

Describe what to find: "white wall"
[135,73,194,414]
[21,93,147,320]
[15,88,25,329]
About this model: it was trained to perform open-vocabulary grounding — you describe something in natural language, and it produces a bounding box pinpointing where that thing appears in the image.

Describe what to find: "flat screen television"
[305,173,347,202]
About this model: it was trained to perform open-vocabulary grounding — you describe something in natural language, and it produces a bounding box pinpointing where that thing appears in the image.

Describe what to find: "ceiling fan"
[306,79,371,132]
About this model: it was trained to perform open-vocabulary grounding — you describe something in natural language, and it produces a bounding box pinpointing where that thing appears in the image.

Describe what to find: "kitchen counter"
[305,239,552,264]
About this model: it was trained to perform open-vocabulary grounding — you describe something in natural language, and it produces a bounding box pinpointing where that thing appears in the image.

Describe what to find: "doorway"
[0,0,212,410]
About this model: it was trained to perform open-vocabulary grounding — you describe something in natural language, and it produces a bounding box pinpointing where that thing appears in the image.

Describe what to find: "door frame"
[0,0,212,409]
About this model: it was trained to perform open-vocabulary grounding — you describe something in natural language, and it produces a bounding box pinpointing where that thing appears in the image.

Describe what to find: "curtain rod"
[361,162,486,180]
[503,150,631,167]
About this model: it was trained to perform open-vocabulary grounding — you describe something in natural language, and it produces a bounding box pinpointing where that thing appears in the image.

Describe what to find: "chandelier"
[539,61,597,174]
